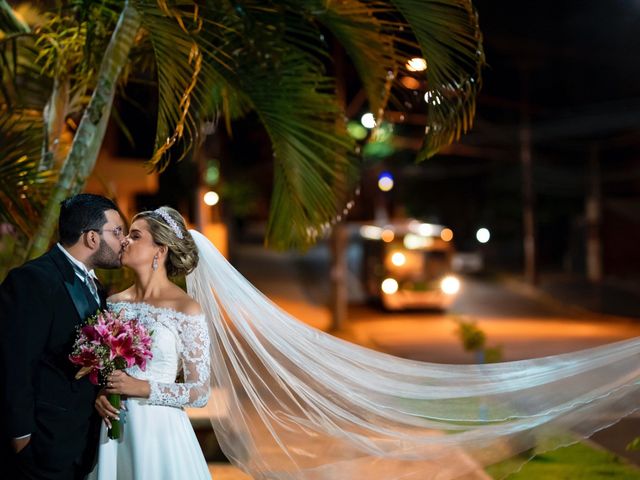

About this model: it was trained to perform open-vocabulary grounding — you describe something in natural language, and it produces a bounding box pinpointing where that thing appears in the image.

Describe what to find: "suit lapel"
[48,247,99,322]
[64,277,99,321]
[96,278,108,311]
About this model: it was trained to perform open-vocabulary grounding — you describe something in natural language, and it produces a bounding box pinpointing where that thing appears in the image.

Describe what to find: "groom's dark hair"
[58,194,118,246]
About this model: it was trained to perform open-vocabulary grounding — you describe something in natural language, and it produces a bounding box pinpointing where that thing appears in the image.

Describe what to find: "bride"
[89,207,210,479]
[91,206,640,480]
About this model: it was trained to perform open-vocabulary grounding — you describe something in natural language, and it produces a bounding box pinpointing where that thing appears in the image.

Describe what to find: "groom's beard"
[91,240,121,269]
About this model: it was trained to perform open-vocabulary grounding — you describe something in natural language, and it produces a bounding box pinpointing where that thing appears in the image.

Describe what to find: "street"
[233,242,640,364]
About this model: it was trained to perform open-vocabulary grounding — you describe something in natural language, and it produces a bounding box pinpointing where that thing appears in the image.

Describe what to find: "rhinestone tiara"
[153,208,184,239]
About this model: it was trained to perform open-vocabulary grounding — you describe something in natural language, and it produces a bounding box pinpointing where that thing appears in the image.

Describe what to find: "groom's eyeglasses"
[83,226,125,239]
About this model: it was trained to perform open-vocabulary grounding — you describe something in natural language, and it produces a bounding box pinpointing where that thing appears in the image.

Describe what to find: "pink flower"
[69,345,98,367]
[106,333,136,367]
[69,308,153,385]
[94,323,111,339]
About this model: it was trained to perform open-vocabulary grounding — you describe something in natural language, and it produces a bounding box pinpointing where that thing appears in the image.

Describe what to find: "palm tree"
[0,2,53,240]
[0,0,484,257]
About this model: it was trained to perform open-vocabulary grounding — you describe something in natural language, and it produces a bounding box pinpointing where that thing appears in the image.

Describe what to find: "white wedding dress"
[87,301,211,480]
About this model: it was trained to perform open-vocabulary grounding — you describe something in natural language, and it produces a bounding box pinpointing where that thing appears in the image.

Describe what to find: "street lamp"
[476,228,490,244]
[381,278,399,294]
[203,191,219,206]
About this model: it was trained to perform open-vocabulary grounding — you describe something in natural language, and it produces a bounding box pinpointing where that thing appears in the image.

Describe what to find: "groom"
[0,194,126,479]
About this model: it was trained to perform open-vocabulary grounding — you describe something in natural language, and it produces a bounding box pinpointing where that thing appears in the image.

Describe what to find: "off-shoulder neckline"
[107,300,204,319]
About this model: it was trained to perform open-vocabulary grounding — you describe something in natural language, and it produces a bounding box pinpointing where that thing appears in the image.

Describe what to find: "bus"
[359,220,461,311]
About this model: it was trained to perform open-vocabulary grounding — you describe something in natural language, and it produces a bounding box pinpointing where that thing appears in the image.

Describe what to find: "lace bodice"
[108,301,210,408]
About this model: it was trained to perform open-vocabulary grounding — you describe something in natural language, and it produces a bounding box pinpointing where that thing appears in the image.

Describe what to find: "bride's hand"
[105,370,151,398]
[95,389,121,428]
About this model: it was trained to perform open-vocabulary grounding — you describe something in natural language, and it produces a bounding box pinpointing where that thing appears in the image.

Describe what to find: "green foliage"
[1,0,485,251]
[626,437,640,452]
[0,111,54,237]
[455,318,503,363]
[0,1,28,34]
[221,179,259,219]
[487,441,640,479]
[0,6,55,239]
[456,319,486,351]
[483,345,503,364]
[390,0,484,159]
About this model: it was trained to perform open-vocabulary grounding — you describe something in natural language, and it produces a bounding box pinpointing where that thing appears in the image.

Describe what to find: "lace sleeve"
[147,312,211,408]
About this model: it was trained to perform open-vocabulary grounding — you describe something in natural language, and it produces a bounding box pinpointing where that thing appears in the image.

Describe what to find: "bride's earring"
[152,254,159,271]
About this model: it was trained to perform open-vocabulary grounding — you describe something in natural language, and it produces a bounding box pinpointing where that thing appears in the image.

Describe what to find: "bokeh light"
[476,228,491,244]
[203,191,220,206]
[406,57,427,72]
[378,172,394,192]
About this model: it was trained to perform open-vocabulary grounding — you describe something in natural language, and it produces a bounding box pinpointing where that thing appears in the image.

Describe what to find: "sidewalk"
[502,272,640,320]
[208,464,251,480]
[497,272,640,466]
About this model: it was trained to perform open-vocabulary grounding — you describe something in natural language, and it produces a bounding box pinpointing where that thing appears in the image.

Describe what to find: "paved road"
[233,243,640,360]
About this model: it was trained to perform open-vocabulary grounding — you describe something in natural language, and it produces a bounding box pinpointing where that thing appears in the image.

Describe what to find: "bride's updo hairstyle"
[132,206,199,277]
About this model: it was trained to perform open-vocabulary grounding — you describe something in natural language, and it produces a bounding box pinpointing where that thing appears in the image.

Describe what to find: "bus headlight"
[440,276,460,295]
[381,278,399,294]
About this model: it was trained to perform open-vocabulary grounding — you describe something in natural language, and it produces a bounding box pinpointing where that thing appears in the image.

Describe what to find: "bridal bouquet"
[69,309,153,439]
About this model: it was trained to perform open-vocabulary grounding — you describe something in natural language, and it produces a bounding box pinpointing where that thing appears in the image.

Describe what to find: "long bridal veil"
[186,230,640,479]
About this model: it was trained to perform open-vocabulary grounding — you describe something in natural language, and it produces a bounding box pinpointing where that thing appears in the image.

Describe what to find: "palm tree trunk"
[40,77,70,171]
[27,1,141,259]
[0,1,29,33]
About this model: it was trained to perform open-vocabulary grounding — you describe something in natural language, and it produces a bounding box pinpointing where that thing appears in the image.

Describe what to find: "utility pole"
[585,144,602,283]
[520,69,538,285]
[329,43,348,331]
[329,224,348,331]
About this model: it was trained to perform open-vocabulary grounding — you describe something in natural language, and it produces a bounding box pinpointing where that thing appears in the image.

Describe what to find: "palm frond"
[277,0,483,161]
[0,33,49,109]
[208,3,360,248]
[251,56,359,249]
[390,0,484,159]
[0,110,55,236]
[0,1,29,34]
[0,17,54,235]
[301,0,398,115]
[133,0,238,171]
[136,0,482,247]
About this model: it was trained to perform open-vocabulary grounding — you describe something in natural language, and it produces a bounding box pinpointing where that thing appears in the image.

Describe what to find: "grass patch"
[487,442,640,479]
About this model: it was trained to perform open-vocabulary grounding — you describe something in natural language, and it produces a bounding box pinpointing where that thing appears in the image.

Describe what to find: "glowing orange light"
[400,76,421,89]
[381,229,395,243]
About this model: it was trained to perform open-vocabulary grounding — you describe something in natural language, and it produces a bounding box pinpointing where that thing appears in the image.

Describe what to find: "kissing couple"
[1,194,212,479]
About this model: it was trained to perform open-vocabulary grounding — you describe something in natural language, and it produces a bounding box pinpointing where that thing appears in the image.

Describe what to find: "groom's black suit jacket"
[0,246,105,478]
